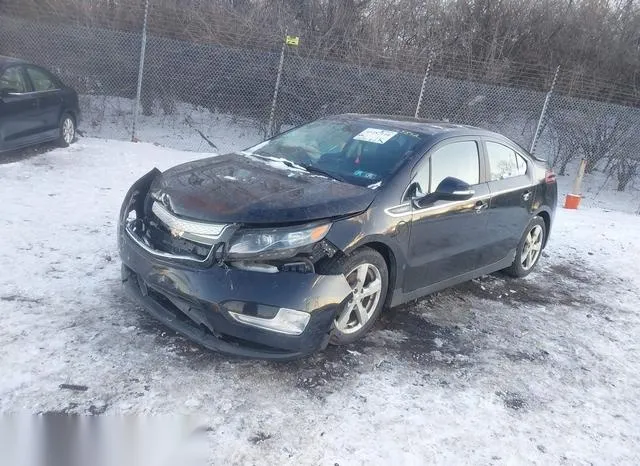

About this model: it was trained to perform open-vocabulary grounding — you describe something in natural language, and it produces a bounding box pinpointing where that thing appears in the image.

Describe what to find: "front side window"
[25,67,57,92]
[487,142,527,180]
[244,119,426,187]
[0,67,28,93]
[429,141,480,192]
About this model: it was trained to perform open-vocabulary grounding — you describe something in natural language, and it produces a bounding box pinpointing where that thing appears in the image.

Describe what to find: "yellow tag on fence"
[285,35,300,46]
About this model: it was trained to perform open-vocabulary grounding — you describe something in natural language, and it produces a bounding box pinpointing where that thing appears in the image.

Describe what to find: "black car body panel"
[150,153,376,224]
[118,115,557,359]
[120,250,351,360]
[0,56,80,152]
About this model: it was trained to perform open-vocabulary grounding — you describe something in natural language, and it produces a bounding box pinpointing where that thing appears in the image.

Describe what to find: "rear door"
[0,65,39,150]
[24,66,63,139]
[482,139,536,265]
[404,138,490,292]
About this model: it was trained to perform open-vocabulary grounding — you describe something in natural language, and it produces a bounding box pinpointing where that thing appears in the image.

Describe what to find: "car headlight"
[228,223,331,257]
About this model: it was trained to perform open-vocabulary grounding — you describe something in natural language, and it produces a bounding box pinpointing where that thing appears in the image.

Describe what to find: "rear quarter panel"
[530,161,557,243]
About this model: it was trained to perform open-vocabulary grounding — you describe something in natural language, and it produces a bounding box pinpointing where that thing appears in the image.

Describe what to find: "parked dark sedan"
[0,56,79,152]
[119,115,557,360]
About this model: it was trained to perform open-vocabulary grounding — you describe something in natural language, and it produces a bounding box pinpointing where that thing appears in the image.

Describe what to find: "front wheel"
[504,217,546,278]
[57,114,76,147]
[328,247,389,345]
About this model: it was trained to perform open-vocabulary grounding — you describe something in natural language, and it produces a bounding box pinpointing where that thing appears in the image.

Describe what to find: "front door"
[0,66,39,150]
[481,140,536,265]
[404,139,490,292]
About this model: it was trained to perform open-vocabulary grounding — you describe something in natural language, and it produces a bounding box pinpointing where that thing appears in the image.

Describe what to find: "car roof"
[330,113,505,139]
[0,55,27,69]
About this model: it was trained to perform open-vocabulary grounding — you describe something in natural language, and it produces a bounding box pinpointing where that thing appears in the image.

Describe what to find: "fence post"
[530,65,560,155]
[267,33,287,138]
[132,0,149,142]
[414,54,434,118]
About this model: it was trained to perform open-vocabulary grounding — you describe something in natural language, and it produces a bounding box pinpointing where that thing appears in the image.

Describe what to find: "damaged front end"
[118,168,234,268]
[117,169,353,359]
[119,168,344,272]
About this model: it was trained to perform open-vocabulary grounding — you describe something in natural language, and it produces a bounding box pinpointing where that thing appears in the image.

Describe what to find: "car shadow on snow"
[0,141,59,165]
[267,255,603,395]
[453,259,598,308]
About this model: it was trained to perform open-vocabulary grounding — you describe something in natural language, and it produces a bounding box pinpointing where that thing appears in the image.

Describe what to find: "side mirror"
[412,177,474,208]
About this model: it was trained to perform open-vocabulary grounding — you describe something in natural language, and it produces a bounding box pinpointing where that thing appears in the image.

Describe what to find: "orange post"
[564,193,581,209]
[564,159,587,210]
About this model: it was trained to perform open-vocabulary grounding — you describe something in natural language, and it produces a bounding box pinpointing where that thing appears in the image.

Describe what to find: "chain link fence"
[1,2,639,193]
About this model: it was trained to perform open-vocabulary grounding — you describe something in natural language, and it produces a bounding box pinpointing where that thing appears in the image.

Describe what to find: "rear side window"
[486,142,527,180]
[429,141,480,192]
[0,67,28,93]
[25,67,58,91]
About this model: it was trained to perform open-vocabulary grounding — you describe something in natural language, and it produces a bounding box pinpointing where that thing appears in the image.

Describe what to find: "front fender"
[326,210,407,255]
[325,211,409,300]
[117,168,161,249]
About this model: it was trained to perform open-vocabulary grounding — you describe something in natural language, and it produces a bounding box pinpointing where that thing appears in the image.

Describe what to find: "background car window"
[429,141,480,192]
[0,67,28,93]
[486,142,527,180]
[26,67,57,91]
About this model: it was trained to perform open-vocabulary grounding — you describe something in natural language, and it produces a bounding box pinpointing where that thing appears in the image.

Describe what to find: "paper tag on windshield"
[353,128,398,144]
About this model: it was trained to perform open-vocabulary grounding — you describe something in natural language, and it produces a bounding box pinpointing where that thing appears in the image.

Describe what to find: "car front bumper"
[119,225,352,360]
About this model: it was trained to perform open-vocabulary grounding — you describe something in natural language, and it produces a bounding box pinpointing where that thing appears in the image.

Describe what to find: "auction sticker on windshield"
[353,128,398,144]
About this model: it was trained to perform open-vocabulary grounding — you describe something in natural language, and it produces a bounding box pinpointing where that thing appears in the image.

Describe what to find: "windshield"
[244,119,426,187]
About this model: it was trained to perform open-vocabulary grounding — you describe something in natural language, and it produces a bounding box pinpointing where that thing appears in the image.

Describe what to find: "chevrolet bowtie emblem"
[160,192,172,210]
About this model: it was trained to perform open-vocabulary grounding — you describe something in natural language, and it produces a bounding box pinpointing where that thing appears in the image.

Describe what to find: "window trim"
[405,136,485,202]
[481,137,533,183]
[515,152,529,176]
[429,140,482,192]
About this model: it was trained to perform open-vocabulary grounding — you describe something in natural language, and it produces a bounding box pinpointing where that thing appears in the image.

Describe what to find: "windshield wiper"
[246,152,346,182]
[300,164,346,183]
[245,152,307,171]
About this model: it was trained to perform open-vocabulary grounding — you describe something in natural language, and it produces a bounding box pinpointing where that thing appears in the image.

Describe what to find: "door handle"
[522,190,531,201]
[474,200,488,212]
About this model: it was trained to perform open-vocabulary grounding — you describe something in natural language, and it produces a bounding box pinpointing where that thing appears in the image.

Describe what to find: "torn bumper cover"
[118,169,352,360]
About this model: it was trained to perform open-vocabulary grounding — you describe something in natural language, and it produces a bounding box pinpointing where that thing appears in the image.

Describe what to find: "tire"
[326,247,389,345]
[504,216,546,278]
[57,113,76,147]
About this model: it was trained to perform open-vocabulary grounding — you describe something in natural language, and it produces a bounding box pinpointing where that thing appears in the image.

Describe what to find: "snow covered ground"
[79,95,264,154]
[1,138,640,465]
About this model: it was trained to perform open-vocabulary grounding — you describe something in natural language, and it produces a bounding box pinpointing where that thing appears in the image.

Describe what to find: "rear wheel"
[328,247,388,345]
[57,114,75,147]
[504,217,546,278]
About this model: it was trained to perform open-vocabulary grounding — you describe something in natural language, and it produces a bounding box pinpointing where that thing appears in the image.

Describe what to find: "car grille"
[138,200,230,261]
[151,201,227,245]
[145,218,212,259]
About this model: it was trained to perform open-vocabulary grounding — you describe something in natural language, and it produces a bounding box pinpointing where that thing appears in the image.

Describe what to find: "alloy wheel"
[62,118,75,145]
[521,224,543,270]
[334,262,383,334]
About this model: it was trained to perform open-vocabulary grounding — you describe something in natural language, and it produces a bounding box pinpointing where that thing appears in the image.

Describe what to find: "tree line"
[3,0,639,97]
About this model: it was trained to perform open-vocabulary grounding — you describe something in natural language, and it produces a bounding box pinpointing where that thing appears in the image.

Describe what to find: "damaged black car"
[118,114,557,360]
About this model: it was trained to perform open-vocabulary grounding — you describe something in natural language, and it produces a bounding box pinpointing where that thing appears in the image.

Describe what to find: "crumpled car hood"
[149,153,376,224]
